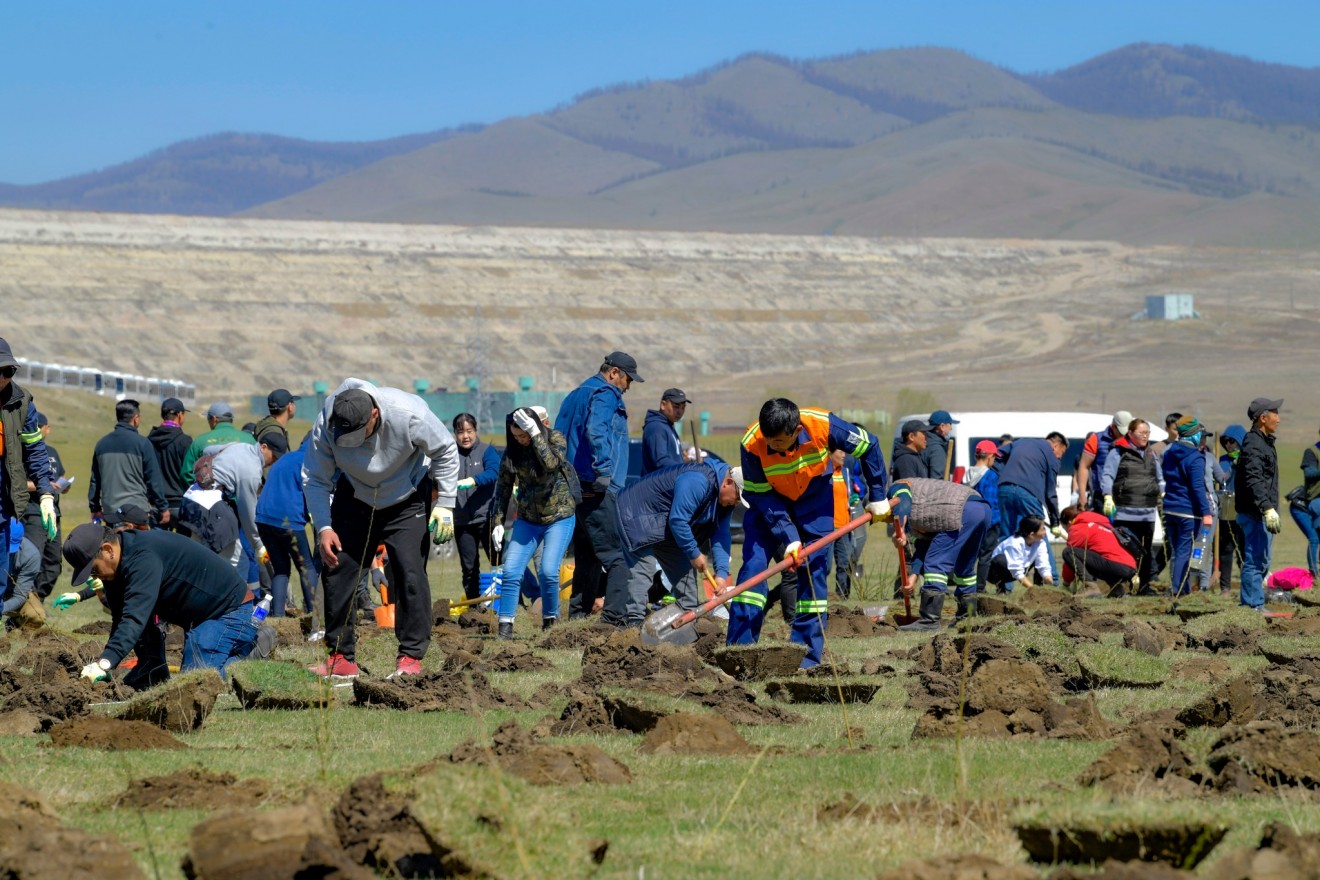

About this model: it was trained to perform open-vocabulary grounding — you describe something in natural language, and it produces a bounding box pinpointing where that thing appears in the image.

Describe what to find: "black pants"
[1114,518,1155,587]
[568,492,630,621]
[322,476,432,662]
[1062,545,1136,588]
[1218,518,1244,591]
[975,522,1003,593]
[455,522,494,600]
[22,511,62,601]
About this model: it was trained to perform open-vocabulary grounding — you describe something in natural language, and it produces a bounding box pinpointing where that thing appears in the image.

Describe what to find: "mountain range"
[5,43,1320,246]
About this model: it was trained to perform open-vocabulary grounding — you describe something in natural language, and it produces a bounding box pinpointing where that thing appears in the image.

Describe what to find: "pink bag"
[1266,567,1314,591]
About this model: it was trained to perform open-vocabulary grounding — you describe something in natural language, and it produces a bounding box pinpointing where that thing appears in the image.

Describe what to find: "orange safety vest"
[831,467,850,527]
[741,409,833,502]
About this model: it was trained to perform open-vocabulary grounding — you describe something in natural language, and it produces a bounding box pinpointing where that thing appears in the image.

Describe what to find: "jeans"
[1289,498,1320,574]
[182,604,259,676]
[498,516,574,622]
[256,522,321,618]
[1164,515,1198,598]
[1237,514,1272,610]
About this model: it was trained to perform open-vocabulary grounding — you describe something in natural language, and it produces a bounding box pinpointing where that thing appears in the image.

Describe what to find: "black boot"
[497,621,514,640]
[948,595,976,628]
[542,616,556,631]
[899,589,946,633]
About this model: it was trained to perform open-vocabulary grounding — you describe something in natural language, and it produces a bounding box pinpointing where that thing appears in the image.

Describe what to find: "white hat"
[730,466,750,508]
[1112,410,1134,432]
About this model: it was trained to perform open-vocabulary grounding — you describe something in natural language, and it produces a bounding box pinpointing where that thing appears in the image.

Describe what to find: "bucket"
[559,561,575,602]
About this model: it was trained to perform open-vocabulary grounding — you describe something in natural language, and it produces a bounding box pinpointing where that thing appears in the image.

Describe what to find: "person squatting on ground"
[204,430,289,580]
[3,522,40,627]
[1288,425,1320,579]
[62,522,258,687]
[1162,415,1215,598]
[489,407,577,637]
[1059,505,1138,593]
[726,399,888,667]
[303,379,458,680]
[0,337,59,582]
[1101,417,1163,595]
[451,412,503,601]
[555,351,640,623]
[24,410,67,602]
[880,476,992,629]
[1237,397,1282,612]
[986,515,1053,594]
[615,458,738,616]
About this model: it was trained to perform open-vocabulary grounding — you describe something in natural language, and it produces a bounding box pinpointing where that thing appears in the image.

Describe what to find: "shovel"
[641,514,873,646]
[889,520,919,626]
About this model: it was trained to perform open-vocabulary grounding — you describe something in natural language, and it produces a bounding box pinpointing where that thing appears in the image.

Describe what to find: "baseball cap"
[330,389,375,448]
[729,466,751,508]
[267,388,301,410]
[1247,397,1283,421]
[974,439,998,456]
[603,351,644,383]
[900,419,928,439]
[259,430,290,460]
[661,387,691,405]
[1174,415,1202,438]
[161,397,188,417]
[929,410,959,426]
[206,401,234,420]
[105,504,151,528]
[0,337,17,370]
[1112,410,1134,432]
[63,522,107,585]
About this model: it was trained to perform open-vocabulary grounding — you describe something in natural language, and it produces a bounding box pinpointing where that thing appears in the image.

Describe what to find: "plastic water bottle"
[1191,524,1213,575]
[250,594,272,628]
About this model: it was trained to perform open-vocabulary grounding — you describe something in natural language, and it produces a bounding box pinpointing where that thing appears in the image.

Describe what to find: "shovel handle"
[895,520,911,617]
[668,513,873,631]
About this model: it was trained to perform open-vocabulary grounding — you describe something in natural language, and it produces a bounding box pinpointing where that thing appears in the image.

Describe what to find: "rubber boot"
[899,589,945,633]
[948,594,975,628]
[542,616,556,631]
[497,621,514,640]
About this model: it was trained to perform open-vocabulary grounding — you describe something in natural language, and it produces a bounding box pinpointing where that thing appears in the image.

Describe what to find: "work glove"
[456,477,476,491]
[511,409,541,437]
[54,592,81,610]
[865,499,892,523]
[1103,495,1116,518]
[1050,524,1067,540]
[783,541,803,570]
[80,660,110,682]
[39,494,57,540]
[256,544,270,566]
[429,506,454,544]
[1264,508,1282,534]
[491,523,505,553]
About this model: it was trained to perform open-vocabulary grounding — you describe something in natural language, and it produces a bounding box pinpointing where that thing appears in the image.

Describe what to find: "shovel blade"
[640,605,698,646]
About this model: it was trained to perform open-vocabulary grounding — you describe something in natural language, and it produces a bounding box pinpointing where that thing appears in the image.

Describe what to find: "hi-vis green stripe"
[20,428,42,446]
[742,423,760,447]
[763,447,828,476]
[924,573,949,586]
[731,592,766,608]
[892,486,912,500]
[850,434,871,457]
[743,479,771,494]
[796,600,828,614]
[951,574,978,586]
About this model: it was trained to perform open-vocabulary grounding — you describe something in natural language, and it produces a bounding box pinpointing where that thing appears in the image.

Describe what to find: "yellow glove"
[1264,508,1281,534]
[80,659,110,682]
[39,494,57,540]
[1050,524,1067,540]
[428,507,454,544]
[1102,495,1116,518]
[865,499,892,523]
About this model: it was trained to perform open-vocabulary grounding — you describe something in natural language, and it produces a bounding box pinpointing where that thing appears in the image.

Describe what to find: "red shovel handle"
[895,520,911,618]
[668,513,873,631]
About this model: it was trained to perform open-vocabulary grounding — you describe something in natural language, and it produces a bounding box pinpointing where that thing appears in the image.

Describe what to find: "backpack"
[1114,524,1143,561]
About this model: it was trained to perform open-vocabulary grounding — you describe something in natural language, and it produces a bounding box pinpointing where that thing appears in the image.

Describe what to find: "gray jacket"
[209,442,266,553]
[88,422,169,515]
[303,378,458,531]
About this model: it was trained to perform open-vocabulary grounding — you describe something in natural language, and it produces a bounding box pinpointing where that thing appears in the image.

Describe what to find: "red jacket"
[1063,511,1136,581]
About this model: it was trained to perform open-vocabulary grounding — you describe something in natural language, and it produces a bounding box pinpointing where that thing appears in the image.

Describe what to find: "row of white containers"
[12,358,196,405]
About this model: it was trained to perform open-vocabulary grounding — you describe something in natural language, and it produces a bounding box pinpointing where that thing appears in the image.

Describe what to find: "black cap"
[105,504,151,528]
[259,430,289,460]
[603,351,644,383]
[661,388,691,404]
[901,419,928,439]
[161,397,188,416]
[330,389,375,448]
[63,522,107,585]
[267,388,301,411]
[0,337,17,370]
[1247,397,1283,421]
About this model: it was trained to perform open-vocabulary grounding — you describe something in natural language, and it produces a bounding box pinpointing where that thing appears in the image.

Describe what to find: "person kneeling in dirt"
[986,515,1054,594]
[615,458,740,618]
[1058,505,1138,596]
[61,521,258,688]
[879,477,991,630]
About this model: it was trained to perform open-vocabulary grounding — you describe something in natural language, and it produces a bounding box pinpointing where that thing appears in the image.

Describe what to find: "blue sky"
[2,1,1317,184]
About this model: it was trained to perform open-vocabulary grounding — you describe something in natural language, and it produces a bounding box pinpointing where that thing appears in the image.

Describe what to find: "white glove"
[1050,524,1067,540]
[456,477,476,490]
[256,544,270,566]
[491,523,505,553]
[428,507,454,544]
[80,659,110,682]
[39,494,58,540]
[783,541,803,569]
[511,409,541,437]
[865,499,892,522]
[1103,496,1116,518]
[1264,508,1281,534]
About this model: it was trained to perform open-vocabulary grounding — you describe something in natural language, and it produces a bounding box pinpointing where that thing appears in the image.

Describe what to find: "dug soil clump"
[117,669,227,732]
[1206,721,1320,793]
[113,768,271,811]
[2,678,95,729]
[443,642,553,673]
[354,670,529,712]
[335,773,479,879]
[1202,821,1320,879]
[1015,819,1226,868]
[1249,667,1320,728]
[47,715,187,750]
[825,605,892,637]
[765,679,880,704]
[1079,718,1204,796]
[711,643,808,680]
[639,712,755,755]
[876,854,1035,880]
[579,628,721,688]
[912,660,1109,740]
[450,719,631,785]
[1189,624,1260,654]
[183,799,372,880]
[536,622,620,651]
[1175,674,1257,728]
[0,780,145,879]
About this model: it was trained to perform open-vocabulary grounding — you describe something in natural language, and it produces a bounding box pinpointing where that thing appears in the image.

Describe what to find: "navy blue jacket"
[615,461,732,577]
[1163,440,1211,518]
[555,374,628,494]
[641,409,682,475]
[998,438,1061,525]
[453,440,502,525]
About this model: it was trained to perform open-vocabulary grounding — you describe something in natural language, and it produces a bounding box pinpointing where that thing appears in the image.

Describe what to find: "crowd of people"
[0,332,1309,679]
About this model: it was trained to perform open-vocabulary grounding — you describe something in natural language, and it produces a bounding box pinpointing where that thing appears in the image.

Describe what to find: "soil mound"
[118,669,227,732]
[1190,624,1260,654]
[913,662,1109,741]
[0,780,144,879]
[1078,720,1202,796]
[765,680,879,704]
[1049,860,1193,879]
[712,644,808,680]
[444,642,554,673]
[0,709,43,735]
[334,773,473,878]
[1122,619,1164,656]
[2,678,94,729]
[73,620,113,635]
[354,670,529,712]
[545,690,617,736]
[967,659,1054,715]
[455,607,494,634]
[1206,721,1320,793]
[46,716,187,750]
[579,629,720,688]
[14,643,82,681]
[112,768,270,811]
[183,799,371,880]
[692,681,805,725]
[825,605,891,637]
[876,854,1035,880]
[977,595,1026,617]
[1203,821,1320,879]
[1015,819,1226,867]
[1176,674,1257,728]
[450,720,631,786]
[1171,656,1232,683]
[639,713,754,755]
[536,622,620,650]
[1250,668,1320,728]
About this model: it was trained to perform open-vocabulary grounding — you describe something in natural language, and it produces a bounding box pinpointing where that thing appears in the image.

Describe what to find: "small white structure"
[1144,294,1198,321]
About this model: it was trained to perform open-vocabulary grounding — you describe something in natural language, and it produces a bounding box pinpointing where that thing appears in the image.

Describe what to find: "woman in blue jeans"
[489,407,577,639]
[1289,429,1320,577]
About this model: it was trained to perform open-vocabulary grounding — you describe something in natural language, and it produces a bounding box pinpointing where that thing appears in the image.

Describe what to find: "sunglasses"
[0,366,16,378]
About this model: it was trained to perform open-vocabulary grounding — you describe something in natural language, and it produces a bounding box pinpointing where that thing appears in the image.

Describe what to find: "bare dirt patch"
[825,605,892,638]
[443,642,553,673]
[1078,719,1202,796]
[3,678,95,729]
[1015,819,1226,868]
[449,719,631,786]
[639,713,755,755]
[711,643,807,680]
[333,773,473,878]
[112,768,271,811]
[46,715,186,750]
[0,780,145,879]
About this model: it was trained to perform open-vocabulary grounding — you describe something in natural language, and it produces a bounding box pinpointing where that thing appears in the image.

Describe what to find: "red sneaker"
[387,655,422,679]
[308,653,360,680]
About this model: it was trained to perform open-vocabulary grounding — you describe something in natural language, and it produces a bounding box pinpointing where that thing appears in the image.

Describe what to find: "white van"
[894,411,1170,537]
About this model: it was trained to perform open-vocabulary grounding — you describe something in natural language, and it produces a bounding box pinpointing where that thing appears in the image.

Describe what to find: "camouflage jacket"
[490,428,576,526]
